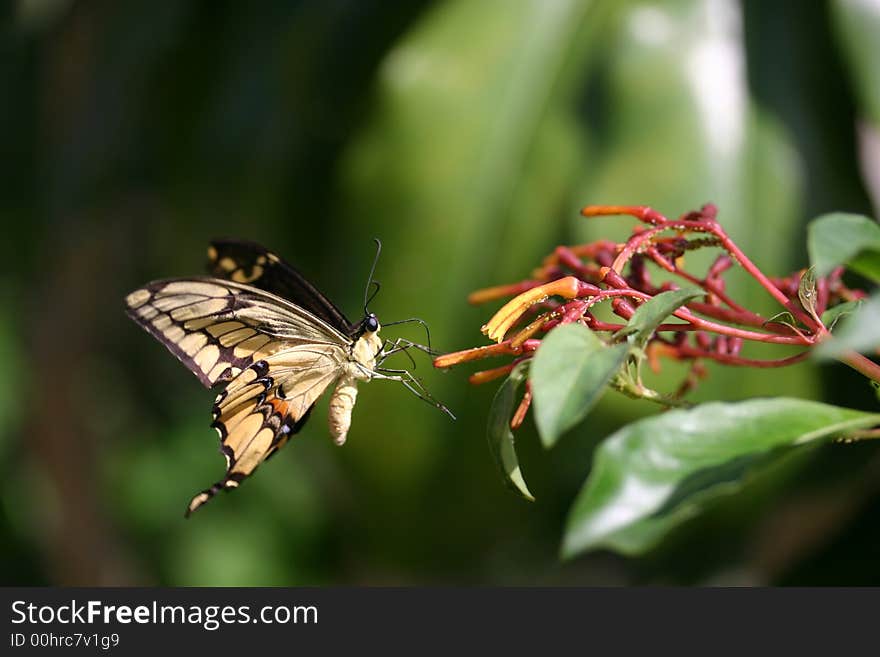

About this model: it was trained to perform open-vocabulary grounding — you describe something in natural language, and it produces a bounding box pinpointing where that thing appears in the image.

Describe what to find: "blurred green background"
[2,0,880,585]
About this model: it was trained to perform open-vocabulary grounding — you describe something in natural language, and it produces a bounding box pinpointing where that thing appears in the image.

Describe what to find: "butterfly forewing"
[125,278,348,386]
[208,239,356,336]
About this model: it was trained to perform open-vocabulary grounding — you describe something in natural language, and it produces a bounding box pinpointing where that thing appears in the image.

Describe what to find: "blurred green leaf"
[574,1,814,406]
[340,0,609,503]
[832,0,880,123]
[615,288,703,349]
[807,212,880,280]
[487,361,534,502]
[821,299,863,330]
[343,0,607,309]
[532,324,628,448]
[815,293,880,358]
[562,399,880,558]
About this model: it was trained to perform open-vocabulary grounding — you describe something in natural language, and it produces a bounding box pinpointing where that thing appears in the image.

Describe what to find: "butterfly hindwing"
[187,347,345,515]
[208,239,355,336]
[186,361,305,516]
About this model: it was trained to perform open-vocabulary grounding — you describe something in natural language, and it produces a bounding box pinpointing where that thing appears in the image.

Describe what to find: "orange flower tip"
[468,289,503,305]
[469,365,514,385]
[580,204,638,218]
[545,276,580,299]
[510,390,532,430]
[645,343,664,374]
[481,277,584,344]
[433,351,473,368]
[580,205,619,217]
[486,330,507,344]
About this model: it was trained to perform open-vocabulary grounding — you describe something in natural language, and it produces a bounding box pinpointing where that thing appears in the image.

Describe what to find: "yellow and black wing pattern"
[124,279,283,388]
[198,342,348,515]
[207,239,356,336]
[125,277,351,515]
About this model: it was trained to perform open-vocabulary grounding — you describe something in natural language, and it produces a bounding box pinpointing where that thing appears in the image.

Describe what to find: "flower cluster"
[434,204,869,420]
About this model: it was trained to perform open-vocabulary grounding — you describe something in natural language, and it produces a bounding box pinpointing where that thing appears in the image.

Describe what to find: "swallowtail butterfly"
[125,240,447,516]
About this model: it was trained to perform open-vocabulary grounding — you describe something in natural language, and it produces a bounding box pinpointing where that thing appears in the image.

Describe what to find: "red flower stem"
[596,283,812,345]
[611,222,713,272]
[838,351,880,383]
[645,247,748,313]
[586,318,775,335]
[673,344,811,368]
[612,226,669,271]
[708,221,820,331]
[582,205,821,332]
[685,301,789,332]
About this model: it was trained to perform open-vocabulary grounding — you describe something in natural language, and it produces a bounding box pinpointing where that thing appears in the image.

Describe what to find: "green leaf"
[832,0,880,123]
[531,324,629,448]
[807,212,880,280]
[562,399,880,558]
[615,288,703,349]
[821,300,864,331]
[815,293,880,358]
[486,361,534,502]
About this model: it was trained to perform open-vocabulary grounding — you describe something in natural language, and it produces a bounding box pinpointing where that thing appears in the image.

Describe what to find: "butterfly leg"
[380,337,437,358]
[378,337,418,370]
[372,367,456,420]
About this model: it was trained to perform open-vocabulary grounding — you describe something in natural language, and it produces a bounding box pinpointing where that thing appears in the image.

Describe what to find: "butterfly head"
[364,312,380,334]
[353,312,380,340]
[366,314,384,353]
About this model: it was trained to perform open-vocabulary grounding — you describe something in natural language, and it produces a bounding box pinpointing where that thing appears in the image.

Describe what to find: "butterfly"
[125,239,450,516]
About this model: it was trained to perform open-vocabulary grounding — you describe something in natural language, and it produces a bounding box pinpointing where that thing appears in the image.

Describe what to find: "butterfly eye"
[366,314,379,333]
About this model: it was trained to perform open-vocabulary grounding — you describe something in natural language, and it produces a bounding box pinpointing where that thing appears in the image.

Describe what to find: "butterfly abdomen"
[328,328,382,445]
[328,375,358,445]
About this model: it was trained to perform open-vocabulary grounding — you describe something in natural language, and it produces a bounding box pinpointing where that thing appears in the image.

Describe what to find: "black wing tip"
[209,238,272,253]
[184,486,219,518]
[184,474,245,517]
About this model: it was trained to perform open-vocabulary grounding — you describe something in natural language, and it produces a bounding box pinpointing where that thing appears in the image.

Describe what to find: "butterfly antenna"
[365,281,381,310]
[363,238,382,315]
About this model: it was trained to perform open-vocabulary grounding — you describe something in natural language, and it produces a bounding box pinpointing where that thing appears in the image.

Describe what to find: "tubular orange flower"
[481,276,583,343]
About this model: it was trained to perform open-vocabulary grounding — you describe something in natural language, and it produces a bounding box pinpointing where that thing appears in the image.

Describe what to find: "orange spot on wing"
[268,398,289,416]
